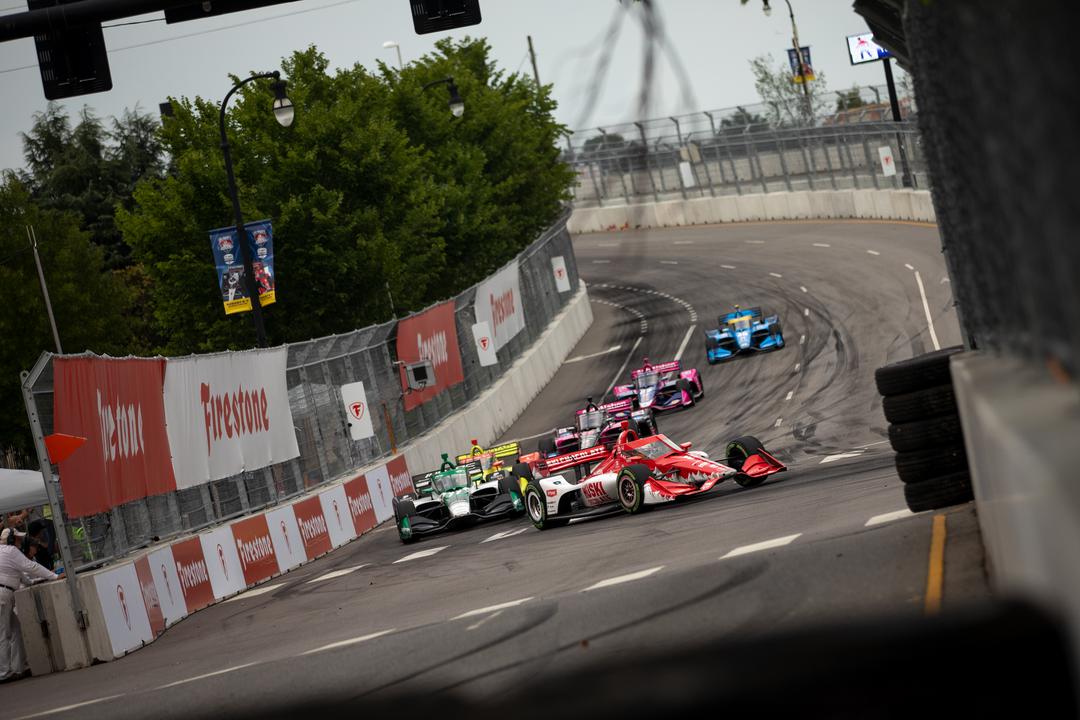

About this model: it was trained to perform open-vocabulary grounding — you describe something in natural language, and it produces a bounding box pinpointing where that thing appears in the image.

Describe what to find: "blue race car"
[705,306,784,364]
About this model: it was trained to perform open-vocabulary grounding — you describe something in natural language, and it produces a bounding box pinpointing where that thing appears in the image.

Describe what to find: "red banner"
[343,475,378,536]
[292,496,332,560]
[396,301,465,410]
[231,515,279,586]
[386,455,413,498]
[170,538,215,614]
[133,557,165,637]
[53,357,176,517]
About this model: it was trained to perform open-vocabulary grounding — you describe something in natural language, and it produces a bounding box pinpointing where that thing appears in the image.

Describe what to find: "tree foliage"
[749,54,828,127]
[836,85,868,112]
[118,38,574,354]
[0,175,135,456]
[19,105,166,270]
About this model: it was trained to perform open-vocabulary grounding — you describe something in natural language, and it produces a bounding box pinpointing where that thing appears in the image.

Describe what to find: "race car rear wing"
[576,398,633,416]
[455,440,521,466]
[529,443,611,476]
[631,360,680,378]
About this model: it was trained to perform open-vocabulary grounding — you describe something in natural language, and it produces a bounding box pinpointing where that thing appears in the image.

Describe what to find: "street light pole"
[765,0,813,126]
[383,40,403,70]
[218,70,293,348]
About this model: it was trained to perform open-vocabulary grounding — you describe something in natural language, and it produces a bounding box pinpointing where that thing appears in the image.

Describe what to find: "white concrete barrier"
[567,189,937,233]
[950,352,1080,681]
[16,283,593,675]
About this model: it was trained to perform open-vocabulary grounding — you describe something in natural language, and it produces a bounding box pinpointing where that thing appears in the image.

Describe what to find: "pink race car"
[613,357,704,411]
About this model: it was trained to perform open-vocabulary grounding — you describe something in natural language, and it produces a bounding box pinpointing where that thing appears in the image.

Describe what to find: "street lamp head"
[447,79,465,118]
[271,78,294,127]
[383,40,398,49]
[762,0,772,16]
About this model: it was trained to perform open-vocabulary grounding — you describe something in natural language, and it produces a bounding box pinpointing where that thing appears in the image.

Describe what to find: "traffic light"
[29,0,111,100]
[410,0,482,35]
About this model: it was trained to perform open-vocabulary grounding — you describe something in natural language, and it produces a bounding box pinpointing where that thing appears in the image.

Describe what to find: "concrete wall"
[567,189,936,233]
[15,283,592,675]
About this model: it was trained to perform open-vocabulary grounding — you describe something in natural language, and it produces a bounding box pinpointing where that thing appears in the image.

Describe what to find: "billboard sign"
[395,300,465,410]
[474,260,525,352]
[847,32,891,65]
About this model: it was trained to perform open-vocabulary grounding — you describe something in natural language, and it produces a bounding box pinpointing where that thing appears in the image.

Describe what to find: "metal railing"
[564,121,928,207]
[23,210,579,569]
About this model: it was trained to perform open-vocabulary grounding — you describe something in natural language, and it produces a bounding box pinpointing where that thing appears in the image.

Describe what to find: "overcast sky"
[0,0,894,172]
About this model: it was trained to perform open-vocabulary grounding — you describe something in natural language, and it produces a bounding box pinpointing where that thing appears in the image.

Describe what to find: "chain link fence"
[24,210,579,569]
[565,120,928,207]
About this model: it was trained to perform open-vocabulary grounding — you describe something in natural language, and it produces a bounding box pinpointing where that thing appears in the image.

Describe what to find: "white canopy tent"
[0,469,49,515]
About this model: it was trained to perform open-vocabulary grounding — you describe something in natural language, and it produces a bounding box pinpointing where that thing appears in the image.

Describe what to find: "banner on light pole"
[209,219,277,316]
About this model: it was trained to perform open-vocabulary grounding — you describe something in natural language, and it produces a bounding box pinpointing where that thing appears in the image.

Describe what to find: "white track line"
[660,260,679,265]
[721,264,736,269]
[393,546,449,564]
[812,242,831,247]
[566,345,622,364]
[819,452,865,464]
[774,418,783,427]
[467,610,504,631]
[866,509,915,527]
[604,335,644,398]
[225,582,285,602]
[769,272,783,278]
[673,240,694,245]
[803,308,810,316]
[597,242,617,247]
[157,663,258,689]
[867,249,881,256]
[306,565,367,584]
[592,260,611,264]
[721,534,801,559]
[914,270,941,350]
[453,597,534,619]
[674,324,697,362]
[799,334,806,345]
[799,286,808,293]
[583,566,664,592]
[16,695,126,719]
[481,527,530,544]
[746,239,765,244]
[784,391,794,401]
[300,629,395,655]
[904,263,915,270]
[794,363,801,372]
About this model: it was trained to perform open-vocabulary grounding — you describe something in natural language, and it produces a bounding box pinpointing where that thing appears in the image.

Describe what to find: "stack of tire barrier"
[875,347,974,512]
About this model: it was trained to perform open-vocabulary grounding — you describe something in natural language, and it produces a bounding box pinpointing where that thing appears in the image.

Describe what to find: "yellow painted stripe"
[924,513,947,615]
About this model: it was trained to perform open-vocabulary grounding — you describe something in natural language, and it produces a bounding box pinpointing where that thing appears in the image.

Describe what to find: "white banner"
[472,321,498,367]
[474,260,524,352]
[878,146,897,177]
[366,464,394,523]
[319,485,354,549]
[199,526,246,600]
[147,546,186,627]
[164,347,299,489]
[265,505,307,572]
[93,563,154,657]
[340,381,375,441]
[551,256,571,293]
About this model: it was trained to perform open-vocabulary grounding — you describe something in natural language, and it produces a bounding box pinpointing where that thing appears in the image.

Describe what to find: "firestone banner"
[164,347,299,489]
[209,219,276,316]
[474,259,524,352]
[396,300,465,411]
[53,357,177,518]
[93,563,155,657]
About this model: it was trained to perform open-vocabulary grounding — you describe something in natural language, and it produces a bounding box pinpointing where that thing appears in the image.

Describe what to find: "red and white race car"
[512,424,786,530]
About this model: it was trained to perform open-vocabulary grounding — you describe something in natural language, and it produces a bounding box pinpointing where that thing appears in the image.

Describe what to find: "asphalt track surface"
[4,222,991,719]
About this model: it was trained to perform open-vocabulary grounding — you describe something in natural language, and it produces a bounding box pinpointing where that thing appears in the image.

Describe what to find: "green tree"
[836,85,867,113]
[118,39,573,354]
[19,104,166,270]
[749,54,828,127]
[720,106,769,129]
[0,174,135,455]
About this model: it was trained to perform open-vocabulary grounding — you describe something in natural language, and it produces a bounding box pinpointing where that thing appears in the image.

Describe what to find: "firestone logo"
[491,289,516,333]
[97,390,145,462]
[417,331,448,368]
[200,383,271,456]
[348,490,373,519]
[176,558,209,592]
[298,513,328,543]
[389,469,411,496]
[236,534,274,570]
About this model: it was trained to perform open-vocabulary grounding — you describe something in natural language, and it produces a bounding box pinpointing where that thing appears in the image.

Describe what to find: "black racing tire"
[392,498,416,544]
[874,346,964,397]
[888,415,964,454]
[903,471,974,512]
[538,437,557,457]
[895,446,969,484]
[882,384,958,425]
[678,378,695,407]
[726,435,767,488]
[524,481,568,530]
[616,464,649,514]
